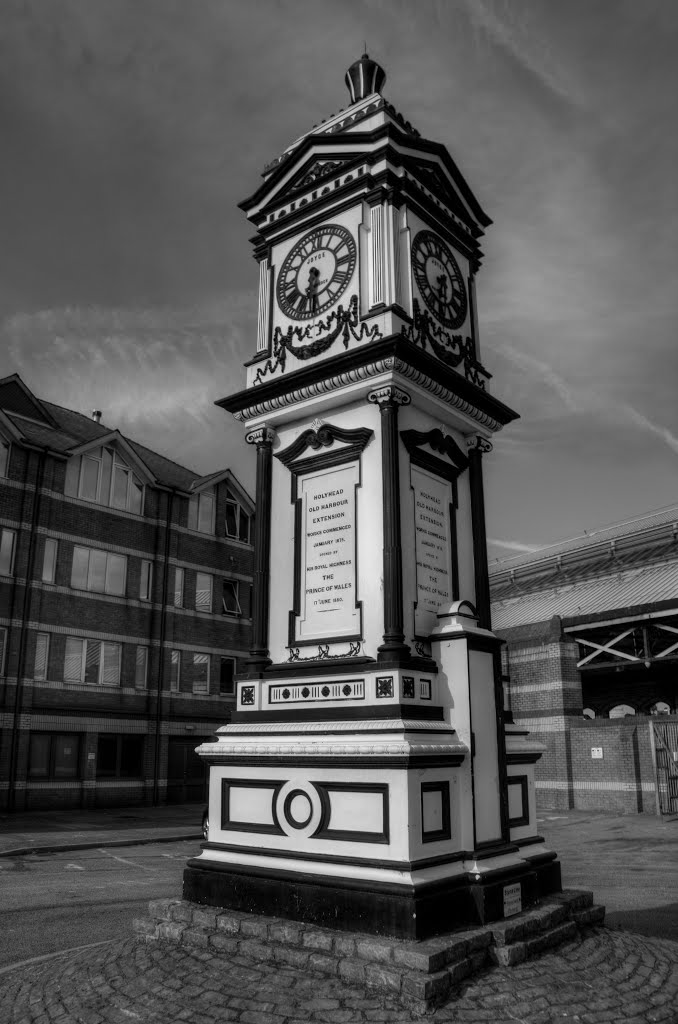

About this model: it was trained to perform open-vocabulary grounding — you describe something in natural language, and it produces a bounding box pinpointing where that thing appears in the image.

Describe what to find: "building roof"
[0,374,245,496]
[492,558,678,630]
[490,502,678,630]
[491,504,678,576]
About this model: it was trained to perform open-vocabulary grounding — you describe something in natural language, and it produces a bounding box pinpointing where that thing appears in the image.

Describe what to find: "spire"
[344,53,386,104]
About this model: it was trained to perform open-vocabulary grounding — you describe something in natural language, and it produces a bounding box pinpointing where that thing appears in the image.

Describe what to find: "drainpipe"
[8,450,46,811]
[152,489,174,806]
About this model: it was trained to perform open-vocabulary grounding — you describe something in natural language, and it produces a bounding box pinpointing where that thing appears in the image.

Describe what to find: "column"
[245,425,276,673]
[367,385,411,661]
[466,436,493,630]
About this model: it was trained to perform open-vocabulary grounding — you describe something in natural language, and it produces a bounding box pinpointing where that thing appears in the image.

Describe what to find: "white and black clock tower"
[184,55,561,938]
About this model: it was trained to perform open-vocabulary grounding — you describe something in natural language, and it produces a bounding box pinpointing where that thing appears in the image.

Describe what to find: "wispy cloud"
[462,0,586,108]
[497,343,584,414]
[487,538,540,553]
[622,404,678,457]
[1,299,256,480]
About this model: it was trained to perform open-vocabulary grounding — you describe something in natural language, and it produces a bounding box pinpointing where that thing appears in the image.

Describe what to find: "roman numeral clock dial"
[276,224,357,321]
[411,230,467,330]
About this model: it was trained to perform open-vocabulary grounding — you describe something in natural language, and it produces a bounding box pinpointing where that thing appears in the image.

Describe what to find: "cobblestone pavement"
[1,928,677,1024]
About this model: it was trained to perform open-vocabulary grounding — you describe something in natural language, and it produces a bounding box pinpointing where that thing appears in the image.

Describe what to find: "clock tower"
[185,55,560,938]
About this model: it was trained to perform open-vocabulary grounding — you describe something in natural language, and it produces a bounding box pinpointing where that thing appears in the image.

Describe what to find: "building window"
[79,453,102,501]
[78,447,144,514]
[174,567,184,607]
[71,546,127,596]
[170,650,181,692]
[219,657,236,696]
[64,638,121,686]
[140,560,153,601]
[135,646,149,689]
[192,653,210,694]
[188,490,215,534]
[28,733,80,778]
[0,440,9,477]
[195,573,212,613]
[226,495,252,543]
[96,735,144,778]
[111,451,144,513]
[222,579,241,616]
[0,626,6,674]
[34,633,50,681]
[0,529,16,576]
[42,538,58,584]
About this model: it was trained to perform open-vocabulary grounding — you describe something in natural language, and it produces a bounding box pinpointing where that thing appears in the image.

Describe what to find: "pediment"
[409,160,477,229]
[191,468,254,512]
[256,150,367,214]
[287,158,348,195]
[276,423,373,470]
[401,428,468,481]
[0,409,25,443]
[0,374,58,428]
[67,430,156,485]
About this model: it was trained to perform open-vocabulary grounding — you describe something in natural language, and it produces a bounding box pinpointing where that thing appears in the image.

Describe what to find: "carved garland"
[253,295,383,386]
[401,299,491,390]
[288,642,363,663]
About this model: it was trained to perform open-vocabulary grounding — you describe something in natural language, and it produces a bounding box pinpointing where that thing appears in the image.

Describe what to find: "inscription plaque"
[412,465,453,636]
[297,461,360,642]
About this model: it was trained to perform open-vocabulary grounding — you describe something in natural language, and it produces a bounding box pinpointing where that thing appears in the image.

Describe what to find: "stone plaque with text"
[296,461,360,643]
[412,465,453,636]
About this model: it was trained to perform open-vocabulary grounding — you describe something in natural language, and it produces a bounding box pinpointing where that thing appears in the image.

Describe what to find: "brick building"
[490,506,678,815]
[0,374,254,811]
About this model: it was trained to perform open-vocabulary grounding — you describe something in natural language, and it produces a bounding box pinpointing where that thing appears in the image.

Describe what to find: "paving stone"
[2,925,678,1024]
[302,930,334,952]
[307,952,339,975]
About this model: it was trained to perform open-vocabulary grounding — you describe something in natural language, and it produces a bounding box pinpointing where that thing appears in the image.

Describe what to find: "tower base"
[183,854,561,940]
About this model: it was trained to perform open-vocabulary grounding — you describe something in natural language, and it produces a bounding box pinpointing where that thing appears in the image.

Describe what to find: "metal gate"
[652,719,678,815]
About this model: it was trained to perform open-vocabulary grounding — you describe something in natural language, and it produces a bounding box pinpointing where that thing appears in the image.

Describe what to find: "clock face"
[411,230,467,330]
[276,224,356,321]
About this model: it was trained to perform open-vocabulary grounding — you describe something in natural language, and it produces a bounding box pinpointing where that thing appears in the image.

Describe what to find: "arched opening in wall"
[609,704,636,718]
[582,708,595,719]
[650,701,671,715]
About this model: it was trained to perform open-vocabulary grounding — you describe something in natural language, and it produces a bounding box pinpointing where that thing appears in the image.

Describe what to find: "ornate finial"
[345,53,386,104]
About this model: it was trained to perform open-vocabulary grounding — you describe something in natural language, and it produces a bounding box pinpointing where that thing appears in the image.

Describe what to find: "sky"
[1,0,677,562]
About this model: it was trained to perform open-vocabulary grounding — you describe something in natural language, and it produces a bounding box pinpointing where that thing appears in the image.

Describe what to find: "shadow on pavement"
[604,902,678,943]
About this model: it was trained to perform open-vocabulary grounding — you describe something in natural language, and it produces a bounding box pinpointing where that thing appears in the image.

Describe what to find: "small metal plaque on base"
[503,882,522,917]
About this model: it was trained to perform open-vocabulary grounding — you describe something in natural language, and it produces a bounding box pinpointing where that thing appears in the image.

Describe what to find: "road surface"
[0,839,199,968]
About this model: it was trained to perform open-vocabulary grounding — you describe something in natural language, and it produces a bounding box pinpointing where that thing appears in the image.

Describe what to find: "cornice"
[241,121,490,232]
[217,336,518,432]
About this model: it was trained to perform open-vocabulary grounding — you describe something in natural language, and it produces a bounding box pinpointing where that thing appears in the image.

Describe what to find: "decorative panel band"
[268,679,365,704]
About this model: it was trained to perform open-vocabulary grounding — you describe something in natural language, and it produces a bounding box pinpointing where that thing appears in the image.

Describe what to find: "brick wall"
[1,439,253,812]
[501,621,659,814]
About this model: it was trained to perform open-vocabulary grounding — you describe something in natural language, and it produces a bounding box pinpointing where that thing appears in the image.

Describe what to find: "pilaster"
[245,425,276,674]
[367,386,411,663]
[466,436,493,631]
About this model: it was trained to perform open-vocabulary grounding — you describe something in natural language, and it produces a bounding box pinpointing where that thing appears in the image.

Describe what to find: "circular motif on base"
[283,790,314,829]
[275,780,323,838]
